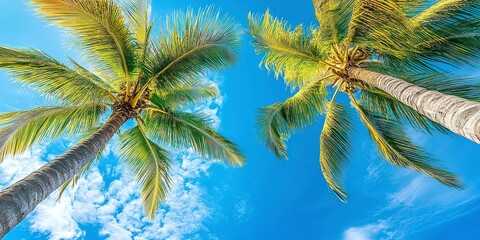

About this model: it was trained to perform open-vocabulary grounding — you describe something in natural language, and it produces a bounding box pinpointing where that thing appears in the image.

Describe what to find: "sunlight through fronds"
[122,0,152,45]
[119,124,171,219]
[312,0,353,43]
[143,7,240,90]
[155,78,220,109]
[30,0,136,82]
[319,103,353,202]
[248,11,330,88]
[0,105,106,162]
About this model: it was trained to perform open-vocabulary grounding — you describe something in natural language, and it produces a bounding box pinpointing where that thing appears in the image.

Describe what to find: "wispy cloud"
[343,220,397,240]
[343,173,480,240]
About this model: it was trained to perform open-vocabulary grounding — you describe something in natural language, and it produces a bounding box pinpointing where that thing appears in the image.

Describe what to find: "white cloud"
[343,221,395,240]
[0,145,47,190]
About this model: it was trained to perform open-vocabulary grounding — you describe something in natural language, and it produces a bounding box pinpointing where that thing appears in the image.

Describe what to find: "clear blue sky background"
[1,1,480,239]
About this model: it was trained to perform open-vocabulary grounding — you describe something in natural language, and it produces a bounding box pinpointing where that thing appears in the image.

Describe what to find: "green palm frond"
[409,1,480,65]
[351,97,462,188]
[155,78,220,109]
[347,0,422,58]
[122,0,152,45]
[393,0,429,17]
[248,11,331,88]
[312,0,353,43]
[143,7,240,90]
[30,0,136,81]
[258,76,330,158]
[413,0,480,26]
[119,123,171,219]
[143,106,244,166]
[0,105,106,161]
[361,87,451,134]
[319,102,353,202]
[0,47,115,104]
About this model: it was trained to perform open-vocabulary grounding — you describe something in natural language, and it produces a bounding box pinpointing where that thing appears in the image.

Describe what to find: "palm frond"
[409,1,480,66]
[0,46,115,104]
[119,123,171,219]
[248,10,331,88]
[392,0,429,17]
[143,7,240,90]
[347,0,423,58]
[154,78,220,109]
[413,0,480,26]
[312,0,353,43]
[30,0,136,81]
[0,105,106,161]
[319,102,353,202]
[258,76,330,158]
[143,106,245,166]
[351,97,462,188]
[122,0,152,45]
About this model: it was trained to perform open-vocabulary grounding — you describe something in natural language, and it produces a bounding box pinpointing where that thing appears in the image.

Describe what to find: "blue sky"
[1,0,480,239]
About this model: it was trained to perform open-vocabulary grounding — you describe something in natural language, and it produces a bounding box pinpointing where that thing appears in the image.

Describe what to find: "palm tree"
[249,0,480,202]
[0,0,244,237]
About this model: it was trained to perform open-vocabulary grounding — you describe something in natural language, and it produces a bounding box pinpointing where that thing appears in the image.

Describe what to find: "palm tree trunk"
[348,67,480,143]
[0,111,129,238]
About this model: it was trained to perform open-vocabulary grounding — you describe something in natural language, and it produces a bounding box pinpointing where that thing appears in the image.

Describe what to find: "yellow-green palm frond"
[413,0,480,26]
[122,0,152,45]
[347,0,422,58]
[258,76,330,158]
[0,47,115,104]
[0,105,106,162]
[248,11,330,88]
[30,0,136,81]
[155,78,220,109]
[351,97,462,188]
[319,102,353,202]
[410,0,480,66]
[393,0,429,17]
[143,104,244,166]
[143,7,240,90]
[312,0,353,43]
[119,123,171,219]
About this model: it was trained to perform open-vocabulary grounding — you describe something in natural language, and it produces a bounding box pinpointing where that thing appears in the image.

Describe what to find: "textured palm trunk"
[0,111,128,238]
[348,67,480,143]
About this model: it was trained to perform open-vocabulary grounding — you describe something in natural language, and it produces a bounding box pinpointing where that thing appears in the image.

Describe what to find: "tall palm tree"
[0,0,244,237]
[249,0,480,202]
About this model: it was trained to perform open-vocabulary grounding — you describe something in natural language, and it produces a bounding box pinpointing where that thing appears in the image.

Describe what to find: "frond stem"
[130,43,219,108]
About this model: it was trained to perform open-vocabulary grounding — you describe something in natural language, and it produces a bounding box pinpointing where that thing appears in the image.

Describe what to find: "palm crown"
[250,0,480,202]
[0,0,244,218]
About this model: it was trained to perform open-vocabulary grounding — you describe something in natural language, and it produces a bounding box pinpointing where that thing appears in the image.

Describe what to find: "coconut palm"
[0,0,244,236]
[249,0,480,202]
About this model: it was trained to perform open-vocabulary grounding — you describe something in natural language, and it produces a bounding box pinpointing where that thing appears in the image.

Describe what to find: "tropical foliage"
[0,0,244,218]
[250,0,480,201]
